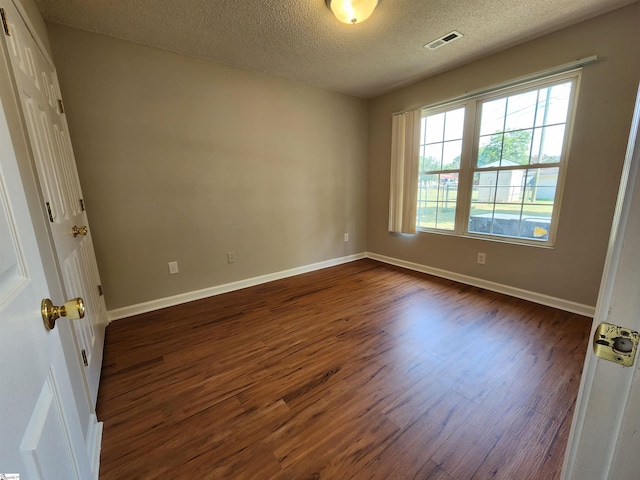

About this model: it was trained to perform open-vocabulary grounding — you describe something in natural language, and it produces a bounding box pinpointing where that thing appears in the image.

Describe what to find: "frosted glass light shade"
[326,0,379,25]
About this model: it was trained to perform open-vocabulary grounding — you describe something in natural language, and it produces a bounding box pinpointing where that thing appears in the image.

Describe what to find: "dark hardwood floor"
[97,259,592,479]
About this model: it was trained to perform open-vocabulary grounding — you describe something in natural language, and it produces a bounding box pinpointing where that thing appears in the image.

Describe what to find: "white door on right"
[563,85,640,479]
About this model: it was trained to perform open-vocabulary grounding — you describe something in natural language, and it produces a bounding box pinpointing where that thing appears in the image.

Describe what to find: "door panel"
[20,373,80,480]
[0,157,25,298]
[2,0,106,407]
[0,61,93,477]
[62,248,96,370]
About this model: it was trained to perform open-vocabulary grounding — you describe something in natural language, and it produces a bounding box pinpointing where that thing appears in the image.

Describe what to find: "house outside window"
[416,71,579,245]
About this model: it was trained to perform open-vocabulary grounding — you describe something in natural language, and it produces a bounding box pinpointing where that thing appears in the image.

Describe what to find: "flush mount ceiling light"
[326,0,380,25]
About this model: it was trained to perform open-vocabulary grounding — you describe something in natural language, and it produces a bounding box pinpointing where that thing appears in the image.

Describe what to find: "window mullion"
[455,100,477,235]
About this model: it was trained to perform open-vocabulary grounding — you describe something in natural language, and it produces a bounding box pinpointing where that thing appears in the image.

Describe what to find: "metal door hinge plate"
[58,99,65,114]
[1,8,11,36]
[45,201,54,222]
[97,285,103,296]
[81,349,88,366]
[593,322,639,367]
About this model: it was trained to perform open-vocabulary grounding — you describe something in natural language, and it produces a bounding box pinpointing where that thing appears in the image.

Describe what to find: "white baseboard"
[107,253,366,321]
[366,252,595,317]
[108,251,595,321]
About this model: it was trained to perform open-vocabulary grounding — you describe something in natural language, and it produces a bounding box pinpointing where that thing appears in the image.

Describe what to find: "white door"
[1,0,106,407]
[0,69,93,478]
[562,84,640,479]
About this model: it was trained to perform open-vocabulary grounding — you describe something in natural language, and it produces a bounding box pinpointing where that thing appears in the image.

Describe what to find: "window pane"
[535,82,572,127]
[472,171,498,203]
[521,201,553,240]
[502,130,533,165]
[480,98,506,136]
[479,82,571,167]
[438,174,458,200]
[424,112,445,143]
[469,79,573,242]
[422,144,443,171]
[477,134,503,167]
[418,173,439,189]
[417,202,439,229]
[531,125,565,164]
[468,203,495,234]
[505,91,537,131]
[443,140,462,170]
[520,211,551,240]
[418,106,464,231]
[444,107,465,141]
[523,167,558,203]
[478,127,535,168]
[495,169,526,204]
[416,173,458,230]
[540,125,565,163]
[469,166,558,241]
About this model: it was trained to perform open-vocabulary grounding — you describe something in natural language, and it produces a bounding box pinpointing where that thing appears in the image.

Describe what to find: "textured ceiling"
[34,0,637,98]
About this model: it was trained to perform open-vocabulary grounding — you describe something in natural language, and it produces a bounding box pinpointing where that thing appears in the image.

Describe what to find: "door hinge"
[80,198,85,211]
[45,201,54,222]
[97,285,103,296]
[0,9,11,37]
[81,349,88,366]
[58,99,65,114]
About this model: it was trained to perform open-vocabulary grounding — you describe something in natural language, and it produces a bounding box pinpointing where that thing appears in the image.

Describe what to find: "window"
[416,72,578,245]
[417,107,464,230]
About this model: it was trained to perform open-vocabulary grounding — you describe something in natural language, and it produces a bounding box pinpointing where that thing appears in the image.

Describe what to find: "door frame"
[562,84,640,478]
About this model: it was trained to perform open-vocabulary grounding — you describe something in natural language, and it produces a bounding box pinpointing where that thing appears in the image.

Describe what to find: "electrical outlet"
[344,233,349,242]
[168,261,179,274]
[477,253,486,265]
[227,252,236,264]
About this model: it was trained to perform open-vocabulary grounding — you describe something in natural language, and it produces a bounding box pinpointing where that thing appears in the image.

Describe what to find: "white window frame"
[416,70,581,247]
[416,103,468,231]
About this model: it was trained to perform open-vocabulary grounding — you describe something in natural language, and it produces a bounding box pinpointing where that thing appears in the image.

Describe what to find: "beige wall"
[46,3,639,312]
[46,24,369,310]
[367,3,640,307]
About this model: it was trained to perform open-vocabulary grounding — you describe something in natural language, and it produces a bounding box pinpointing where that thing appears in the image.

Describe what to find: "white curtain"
[388,109,421,234]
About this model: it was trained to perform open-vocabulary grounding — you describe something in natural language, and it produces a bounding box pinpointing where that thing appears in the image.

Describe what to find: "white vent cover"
[424,31,464,50]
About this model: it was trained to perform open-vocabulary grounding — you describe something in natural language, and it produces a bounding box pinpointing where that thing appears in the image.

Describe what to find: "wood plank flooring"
[97,259,592,479]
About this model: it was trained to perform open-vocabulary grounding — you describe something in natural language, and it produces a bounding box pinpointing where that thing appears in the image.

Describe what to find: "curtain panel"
[388,109,421,234]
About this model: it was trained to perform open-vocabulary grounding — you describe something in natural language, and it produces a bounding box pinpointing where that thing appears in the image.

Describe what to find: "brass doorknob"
[41,297,85,330]
[72,225,88,237]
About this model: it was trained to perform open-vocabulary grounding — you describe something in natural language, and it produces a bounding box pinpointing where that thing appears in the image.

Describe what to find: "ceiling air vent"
[424,31,463,50]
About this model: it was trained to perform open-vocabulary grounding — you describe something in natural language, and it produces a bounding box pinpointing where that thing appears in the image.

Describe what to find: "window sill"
[415,227,556,249]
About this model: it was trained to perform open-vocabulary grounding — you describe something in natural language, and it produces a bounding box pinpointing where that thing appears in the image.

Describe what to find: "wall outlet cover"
[168,261,179,274]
